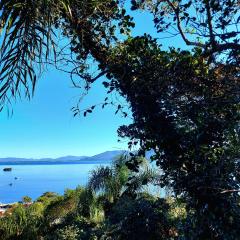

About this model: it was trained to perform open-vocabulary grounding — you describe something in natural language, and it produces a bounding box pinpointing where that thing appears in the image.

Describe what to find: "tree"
[0,0,133,111]
[88,155,158,203]
[104,196,176,240]
[88,155,130,203]
[22,196,32,204]
[101,36,240,239]
[131,0,240,64]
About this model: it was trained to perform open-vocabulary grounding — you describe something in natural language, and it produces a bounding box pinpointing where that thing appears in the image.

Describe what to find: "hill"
[0,150,126,165]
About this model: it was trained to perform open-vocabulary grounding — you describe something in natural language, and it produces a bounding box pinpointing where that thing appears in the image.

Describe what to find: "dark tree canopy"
[101,36,240,238]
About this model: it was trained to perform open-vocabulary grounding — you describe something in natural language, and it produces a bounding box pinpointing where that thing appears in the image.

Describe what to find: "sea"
[0,164,105,203]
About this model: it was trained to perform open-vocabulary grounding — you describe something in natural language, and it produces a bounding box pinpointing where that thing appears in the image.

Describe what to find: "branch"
[197,186,240,194]
[220,189,240,194]
[165,0,240,56]
[166,0,205,48]
[204,42,240,56]
[205,0,215,47]
[89,70,109,83]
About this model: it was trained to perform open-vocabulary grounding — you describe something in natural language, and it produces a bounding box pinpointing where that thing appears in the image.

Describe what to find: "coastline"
[0,161,110,166]
[0,203,17,216]
[0,202,32,217]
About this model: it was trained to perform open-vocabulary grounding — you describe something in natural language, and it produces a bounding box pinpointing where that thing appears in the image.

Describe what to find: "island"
[3,167,12,171]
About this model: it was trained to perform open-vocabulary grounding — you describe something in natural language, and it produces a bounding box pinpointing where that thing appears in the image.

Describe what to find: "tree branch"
[166,0,205,48]
[204,42,240,56]
[205,0,215,47]
[89,70,109,83]
[164,0,240,57]
[220,189,240,194]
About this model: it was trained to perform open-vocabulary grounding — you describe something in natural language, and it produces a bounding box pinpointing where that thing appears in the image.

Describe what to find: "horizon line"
[0,149,127,160]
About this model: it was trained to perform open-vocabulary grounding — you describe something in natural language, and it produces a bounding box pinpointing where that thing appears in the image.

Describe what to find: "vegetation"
[0,0,239,239]
[0,155,183,240]
[22,196,32,204]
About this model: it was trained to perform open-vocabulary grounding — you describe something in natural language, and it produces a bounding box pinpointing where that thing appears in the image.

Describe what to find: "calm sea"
[0,164,104,203]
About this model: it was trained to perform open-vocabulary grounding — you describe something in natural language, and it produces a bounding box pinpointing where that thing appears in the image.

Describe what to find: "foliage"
[0,156,174,240]
[88,155,159,203]
[0,0,134,111]
[131,0,240,64]
[0,202,44,240]
[36,191,60,205]
[101,195,178,240]
[22,196,32,203]
[53,225,80,240]
[88,155,130,202]
[100,35,240,239]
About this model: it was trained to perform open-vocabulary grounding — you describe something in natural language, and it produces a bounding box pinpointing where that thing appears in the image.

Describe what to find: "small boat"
[3,168,12,172]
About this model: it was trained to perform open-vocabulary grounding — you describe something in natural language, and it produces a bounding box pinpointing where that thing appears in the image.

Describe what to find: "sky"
[0,6,184,158]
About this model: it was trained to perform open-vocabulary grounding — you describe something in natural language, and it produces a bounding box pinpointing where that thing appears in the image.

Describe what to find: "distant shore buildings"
[0,202,32,217]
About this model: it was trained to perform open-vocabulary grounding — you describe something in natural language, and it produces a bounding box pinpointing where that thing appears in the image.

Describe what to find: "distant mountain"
[56,156,88,161]
[90,150,126,161]
[0,150,126,165]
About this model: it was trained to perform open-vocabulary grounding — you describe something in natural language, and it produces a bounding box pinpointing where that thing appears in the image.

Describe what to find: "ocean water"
[0,164,104,203]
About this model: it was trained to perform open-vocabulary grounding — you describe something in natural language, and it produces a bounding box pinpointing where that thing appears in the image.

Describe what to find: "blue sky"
[0,7,184,158]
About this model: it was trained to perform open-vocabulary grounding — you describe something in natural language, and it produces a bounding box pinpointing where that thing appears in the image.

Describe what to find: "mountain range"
[0,150,126,165]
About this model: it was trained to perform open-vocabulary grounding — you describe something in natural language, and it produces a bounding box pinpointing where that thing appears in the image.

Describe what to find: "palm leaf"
[0,0,57,111]
[88,166,113,193]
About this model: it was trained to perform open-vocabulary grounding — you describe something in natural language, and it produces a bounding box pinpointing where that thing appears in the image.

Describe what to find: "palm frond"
[127,167,160,194]
[88,166,113,193]
[0,0,56,110]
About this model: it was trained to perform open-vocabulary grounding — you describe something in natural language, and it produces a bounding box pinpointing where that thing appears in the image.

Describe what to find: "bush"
[54,225,80,240]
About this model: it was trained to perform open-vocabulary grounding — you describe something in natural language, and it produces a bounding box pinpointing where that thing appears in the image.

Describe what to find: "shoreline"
[0,202,18,207]
[0,202,32,217]
[0,161,110,166]
[0,202,17,215]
